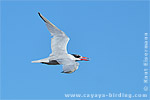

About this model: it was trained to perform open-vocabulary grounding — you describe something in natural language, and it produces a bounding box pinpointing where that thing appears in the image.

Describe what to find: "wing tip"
[61,71,74,74]
[38,12,46,22]
[61,71,64,73]
[38,12,41,16]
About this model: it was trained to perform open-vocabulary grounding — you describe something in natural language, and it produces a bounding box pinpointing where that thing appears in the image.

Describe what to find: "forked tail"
[31,58,49,63]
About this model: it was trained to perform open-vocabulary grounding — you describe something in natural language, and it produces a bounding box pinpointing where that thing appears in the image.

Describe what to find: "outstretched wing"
[38,12,70,56]
[57,59,79,73]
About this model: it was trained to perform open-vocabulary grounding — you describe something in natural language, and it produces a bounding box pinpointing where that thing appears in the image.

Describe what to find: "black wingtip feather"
[38,12,46,22]
[61,71,64,73]
[38,12,40,15]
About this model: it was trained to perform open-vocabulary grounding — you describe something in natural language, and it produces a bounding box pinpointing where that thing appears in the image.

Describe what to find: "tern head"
[71,54,89,61]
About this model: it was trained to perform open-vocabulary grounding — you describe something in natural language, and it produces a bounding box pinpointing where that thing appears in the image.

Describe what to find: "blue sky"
[1,1,149,100]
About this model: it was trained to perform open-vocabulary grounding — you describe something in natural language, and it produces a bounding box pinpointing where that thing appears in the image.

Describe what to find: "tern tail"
[31,58,49,63]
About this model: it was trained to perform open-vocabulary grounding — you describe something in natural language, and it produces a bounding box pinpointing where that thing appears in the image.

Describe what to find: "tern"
[32,12,89,73]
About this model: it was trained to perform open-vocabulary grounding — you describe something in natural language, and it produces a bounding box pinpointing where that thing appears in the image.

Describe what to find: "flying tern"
[32,12,89,73]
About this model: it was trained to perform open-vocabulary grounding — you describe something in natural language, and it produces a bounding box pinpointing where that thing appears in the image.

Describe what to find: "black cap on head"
[71,54,81,58]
